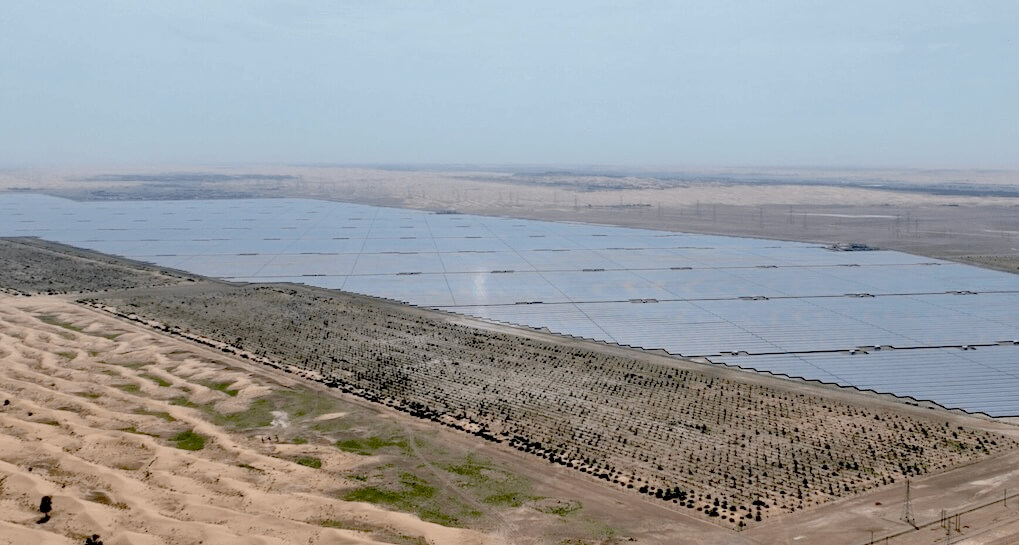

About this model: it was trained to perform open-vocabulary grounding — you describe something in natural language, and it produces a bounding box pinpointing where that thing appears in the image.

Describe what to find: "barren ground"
[3,165,1016,267]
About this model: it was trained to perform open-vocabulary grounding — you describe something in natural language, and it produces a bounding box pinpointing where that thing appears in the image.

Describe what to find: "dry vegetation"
[0,237,197,296]
[955,255,1019,274]
[91,283,1018,529]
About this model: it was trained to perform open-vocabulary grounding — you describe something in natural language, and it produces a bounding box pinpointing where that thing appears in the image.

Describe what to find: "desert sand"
[0,294,496,545]
[3,165,1017,263]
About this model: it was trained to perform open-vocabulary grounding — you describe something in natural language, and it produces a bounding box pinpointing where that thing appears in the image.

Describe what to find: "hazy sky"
[2,1,1017,168]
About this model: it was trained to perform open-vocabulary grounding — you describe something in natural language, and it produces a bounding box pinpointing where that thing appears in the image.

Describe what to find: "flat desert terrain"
[3,165,1016,269]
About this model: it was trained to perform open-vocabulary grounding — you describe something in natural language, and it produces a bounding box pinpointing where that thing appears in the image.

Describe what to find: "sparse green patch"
[207,398,274,428]
[296,456,322,469]
[141,373,172,387]
[444,455,487,477]
[318,519,374,532]
[345,473,432,508]
[292,436,308,445]
[441,453,535,509]
[534,499,583,516]
[336,435,409,456]
[112,383,141,393]
[86,491,129,510]
[88,350,100,357]
[420,507,478,527]
[342,471,480,528]
[134,408,176,421]
[237,463,264,473]
[120,426,160,438]
[482,492,531,507]
[170,397,199,408]
[172,430,206,450]
[200,380,240,397]
[944,438,969,452]
[76,391,102,399]
[316,520,430,545]
[206,389,336,431]
[38,315,83,332]
[56,351,77,360]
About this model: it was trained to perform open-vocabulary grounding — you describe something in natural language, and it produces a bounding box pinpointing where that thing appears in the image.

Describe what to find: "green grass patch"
[292,436,308,445]
[336,435,409,456]
[341,472,479,526]
[133,409,177,421]
[444,455,487,477]
[200,380,239,397]
[206,389,337,432]
[482,492,532,507]
[343,472,435,506]
[112,383,141,393]
[296,456,323,469]
[420,507,474,527]
[140,373,172,387]
[170,397,199,408]
[76,391,102,399]
[56,351,77,360]
[38,315,83,332]
[172,430,206,451]
[439,453,538,513]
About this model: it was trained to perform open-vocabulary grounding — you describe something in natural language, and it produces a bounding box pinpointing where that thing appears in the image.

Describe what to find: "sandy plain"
[0,295,501,545]
[3,165,1016,270]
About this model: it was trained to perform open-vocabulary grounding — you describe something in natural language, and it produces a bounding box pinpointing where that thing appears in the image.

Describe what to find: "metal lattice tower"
[901,479,916,528]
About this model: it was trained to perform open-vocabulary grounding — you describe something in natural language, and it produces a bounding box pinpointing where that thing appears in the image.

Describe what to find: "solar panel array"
[3,194,1017,416]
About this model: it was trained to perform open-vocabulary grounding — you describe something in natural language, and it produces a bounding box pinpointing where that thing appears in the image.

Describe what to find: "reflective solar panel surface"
[3,194,1017,416]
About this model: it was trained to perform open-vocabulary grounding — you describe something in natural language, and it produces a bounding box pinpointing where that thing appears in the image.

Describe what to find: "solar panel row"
[2,194,1017,416]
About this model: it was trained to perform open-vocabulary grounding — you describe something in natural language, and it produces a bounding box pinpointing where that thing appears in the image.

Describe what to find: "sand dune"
[0,295,499,545]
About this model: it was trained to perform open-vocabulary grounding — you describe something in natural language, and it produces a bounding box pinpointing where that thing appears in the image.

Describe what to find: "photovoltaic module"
[3,194,1016,416]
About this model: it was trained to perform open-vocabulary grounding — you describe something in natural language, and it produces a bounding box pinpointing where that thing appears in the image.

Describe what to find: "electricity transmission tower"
[901,479,916,528]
